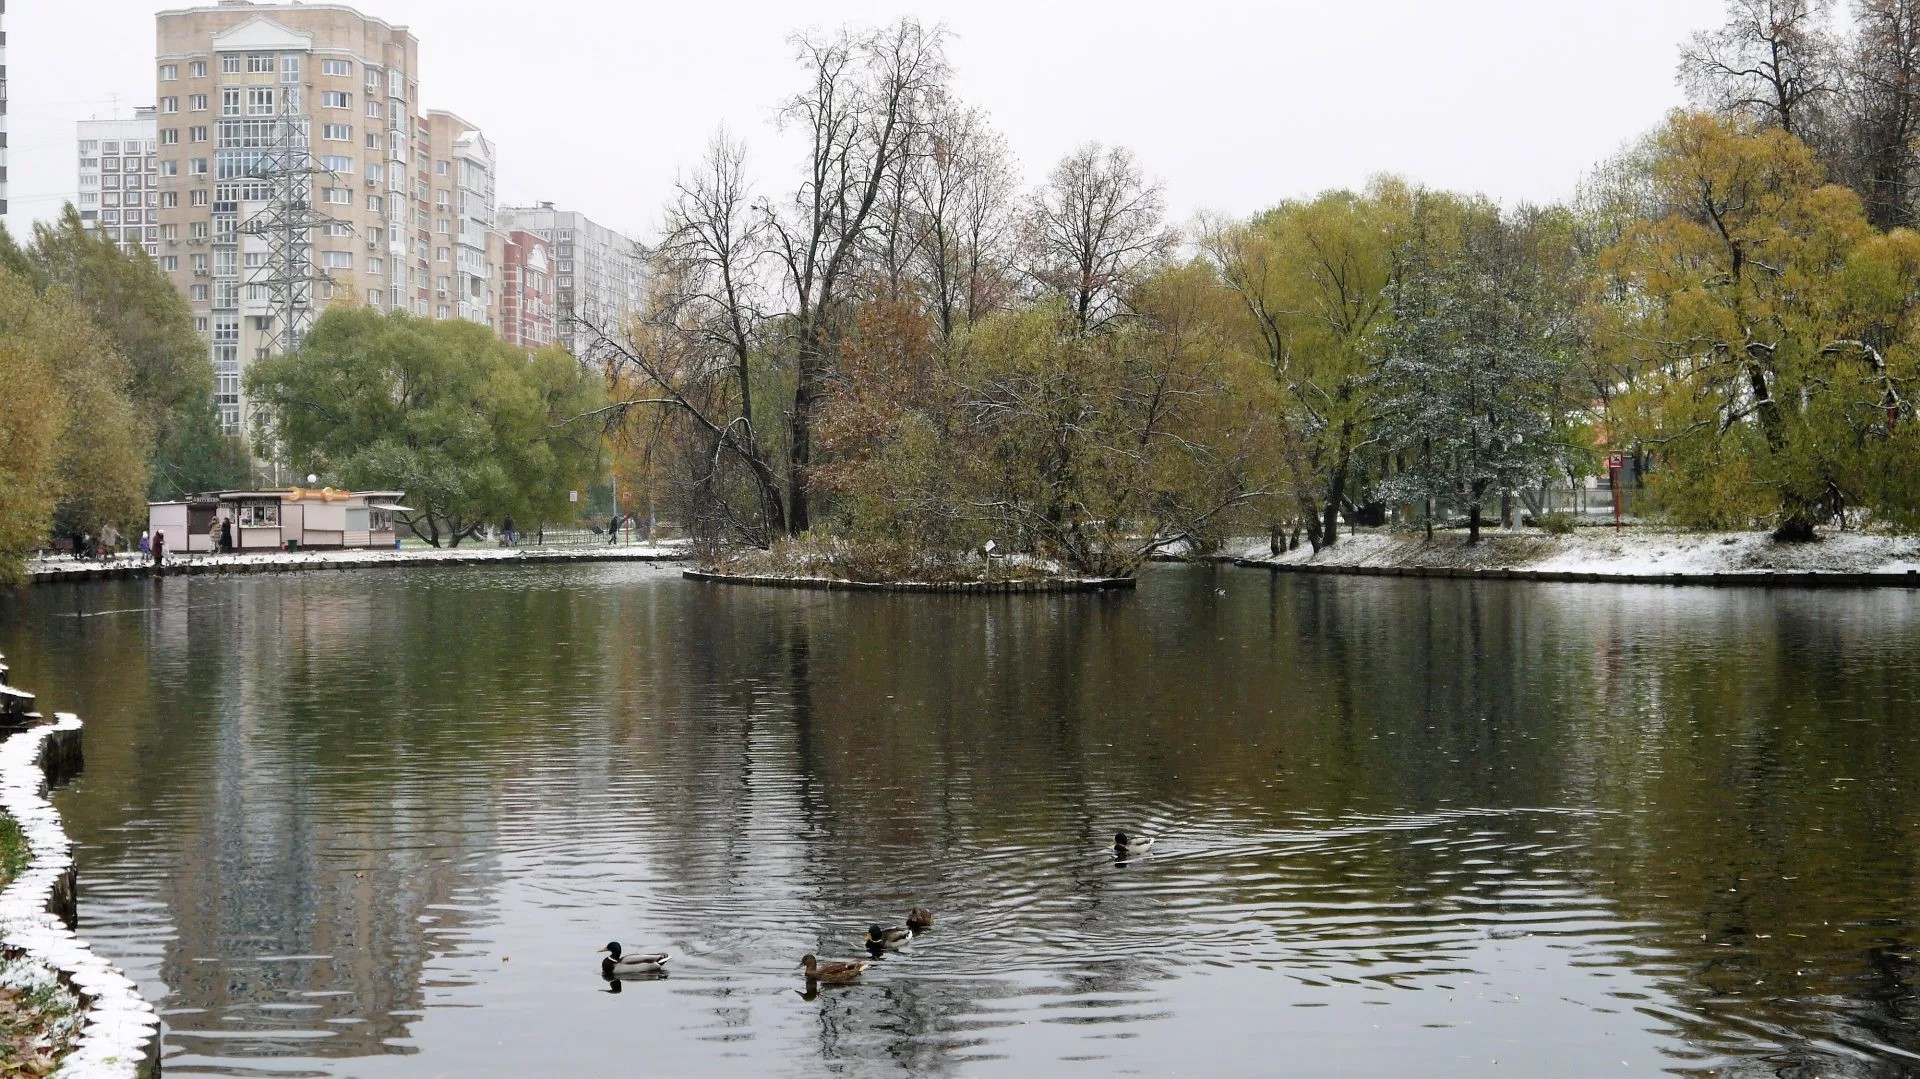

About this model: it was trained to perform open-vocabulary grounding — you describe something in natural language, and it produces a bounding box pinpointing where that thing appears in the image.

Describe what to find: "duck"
[1114,831,1156,855]
[905,907,935,932]
[800,953,870,983]
[866,923,912,950]
[598,941,670,976]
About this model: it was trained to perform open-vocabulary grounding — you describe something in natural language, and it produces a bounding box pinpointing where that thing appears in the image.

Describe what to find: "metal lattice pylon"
[237,90,349,356]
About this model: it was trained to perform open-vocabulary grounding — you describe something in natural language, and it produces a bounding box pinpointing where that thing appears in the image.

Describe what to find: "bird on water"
[801,953,870,983]
[598,942,670,976]
[1114,832,1156,855]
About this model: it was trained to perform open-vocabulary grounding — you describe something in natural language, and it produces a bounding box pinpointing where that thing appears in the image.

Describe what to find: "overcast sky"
[5,0,1726,240]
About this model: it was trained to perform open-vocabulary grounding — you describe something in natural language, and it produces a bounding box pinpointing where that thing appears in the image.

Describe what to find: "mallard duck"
[598,941,670,976]
[800,953,870,983]
[1114,831,1155,855]
[905,907,935,932]
[866,923,912,949]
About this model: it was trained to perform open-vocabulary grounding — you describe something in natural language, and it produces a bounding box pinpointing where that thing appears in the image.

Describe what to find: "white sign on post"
[568,490,579,503]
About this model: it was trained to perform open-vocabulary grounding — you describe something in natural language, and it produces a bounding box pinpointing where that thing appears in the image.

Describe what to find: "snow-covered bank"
[1231,528,1920,583]
[25,542,692,585]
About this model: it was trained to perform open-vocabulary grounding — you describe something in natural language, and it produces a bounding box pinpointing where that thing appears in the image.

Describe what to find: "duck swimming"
[866,924,912,950]
[801,953,870,983]
[598,942,670,976]
[1114,832,1156,855]
[905,907,934,932]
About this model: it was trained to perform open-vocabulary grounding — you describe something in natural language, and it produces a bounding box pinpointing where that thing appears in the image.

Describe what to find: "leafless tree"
[1680,0,1840,139]
[908,101,1019,342]
[1022,143,1176,333]
[1839,0,1920,226]
[763,18,951,533]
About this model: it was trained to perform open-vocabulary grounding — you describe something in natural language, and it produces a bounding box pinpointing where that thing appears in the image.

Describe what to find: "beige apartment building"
[425,110,495,326]
[155,1,430,435]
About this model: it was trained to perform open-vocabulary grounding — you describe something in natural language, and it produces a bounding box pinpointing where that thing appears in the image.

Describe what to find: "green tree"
[1594,110,1917,538]
[246,309,607,546]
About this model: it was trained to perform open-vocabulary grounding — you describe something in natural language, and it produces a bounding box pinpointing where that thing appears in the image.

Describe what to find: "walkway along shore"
[1226,529,1920,588]
[26,543,692,585]
[0,653,162,1077]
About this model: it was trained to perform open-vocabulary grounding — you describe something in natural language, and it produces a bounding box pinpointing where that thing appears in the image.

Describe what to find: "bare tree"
[909,101,1019,341]
[1840,0,1920,226]
[763,18,951,533]
[1680,0,1840,139]
[588,131,787,545]
[1023,143,1176,333]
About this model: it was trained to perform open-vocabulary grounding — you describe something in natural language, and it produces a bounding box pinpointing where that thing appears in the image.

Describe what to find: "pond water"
[2,563,1919,1077]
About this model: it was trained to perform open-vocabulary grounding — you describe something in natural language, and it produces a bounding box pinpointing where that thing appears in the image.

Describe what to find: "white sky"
[4,0,1726,241]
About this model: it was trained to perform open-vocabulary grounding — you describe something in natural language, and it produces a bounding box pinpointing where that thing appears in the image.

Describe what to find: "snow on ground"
[1232,527,1920,577]
[27,542,691,579]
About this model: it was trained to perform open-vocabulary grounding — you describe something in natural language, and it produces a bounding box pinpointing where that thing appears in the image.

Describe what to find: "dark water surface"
[3,563,1919,1077]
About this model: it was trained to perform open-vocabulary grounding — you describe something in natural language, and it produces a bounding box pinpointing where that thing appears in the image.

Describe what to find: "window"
[435,161,448,176]
[282,55,300,82]
[160,64,178,81]
[161,96,179,113]
[191,189,209,207]
[237,501,279,528]
[190,158,208,176]
[322,251,352,270]
[162,224,179,241]
[321,155,352,173]
[161,160,178,177]
[323,124,351,141]
[190,94,208,112]
[190,61,207,78]
[247,53,274,73]
[160,129,179,145]
[195,316,210,332]
[366,99,382,119]
[322,221,352,236]
[436,247,449,263]
[323,59,352,77]
[124,192,143,207]
[190,284,210,301]
[365,66,381,90]
[160,255,178,271]
[323,91,351,109]
[190,222,209,240]
[160,191,178,209]
[190,126,208,143]
[366,194,383,213]
[191,254,208,273]
[365,163,384,182]
[222,88,240,116]
[367,257,384,275]
[365,132,380,150]
[222,56,241,74]
[247,87,276,116]
[323,188,351,204]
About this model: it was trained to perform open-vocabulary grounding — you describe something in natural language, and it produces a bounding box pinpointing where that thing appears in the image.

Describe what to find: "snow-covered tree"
[1372,198,1573,543]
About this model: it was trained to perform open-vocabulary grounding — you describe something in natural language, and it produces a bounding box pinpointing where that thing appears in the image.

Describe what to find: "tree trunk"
[1467,500,1482,544]
[787,335,823,535]
[1269,526,1281,557]
[1321,464,1348,550]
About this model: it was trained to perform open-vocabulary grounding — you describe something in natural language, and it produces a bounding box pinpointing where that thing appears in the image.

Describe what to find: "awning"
[368,503,414,512]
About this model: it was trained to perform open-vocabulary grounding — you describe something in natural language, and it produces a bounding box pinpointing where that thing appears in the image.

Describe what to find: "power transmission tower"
[237,89,347,356]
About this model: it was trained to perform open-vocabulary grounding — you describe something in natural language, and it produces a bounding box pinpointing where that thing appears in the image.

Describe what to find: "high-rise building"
[494,229,554,349]
[78,109,160,256]
[2,0,10,217]
[494,203,646,355]
[425,110,494,326]
[156,0,423,435]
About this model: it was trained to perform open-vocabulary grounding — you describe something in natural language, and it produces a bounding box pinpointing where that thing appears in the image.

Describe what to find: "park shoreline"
[683,568,1136,593]
[1224,529,1920,588]
[24,542,692,585]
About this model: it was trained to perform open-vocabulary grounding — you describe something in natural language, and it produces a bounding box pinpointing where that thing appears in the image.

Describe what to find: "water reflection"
[2,566,1919,1076]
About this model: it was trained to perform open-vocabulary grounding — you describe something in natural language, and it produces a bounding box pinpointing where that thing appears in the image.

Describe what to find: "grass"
[0,955,82,1075]
[0,816,26,891]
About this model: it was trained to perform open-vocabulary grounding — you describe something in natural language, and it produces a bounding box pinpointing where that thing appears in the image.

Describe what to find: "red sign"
[1607,452,1624,469]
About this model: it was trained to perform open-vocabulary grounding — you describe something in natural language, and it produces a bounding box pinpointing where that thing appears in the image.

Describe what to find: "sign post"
[1607,452,1625,530]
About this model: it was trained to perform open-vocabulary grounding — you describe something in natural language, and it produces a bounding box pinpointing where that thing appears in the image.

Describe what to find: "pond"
[2,563,1918,1077]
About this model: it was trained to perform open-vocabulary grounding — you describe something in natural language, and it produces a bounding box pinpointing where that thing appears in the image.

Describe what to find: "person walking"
[607,513,621,545]
[139,530,151,561]
[208,514,222,556]
[220,517,234,554]
[502,515,517,547]
[152,530,166,569]
[102,522,121,558]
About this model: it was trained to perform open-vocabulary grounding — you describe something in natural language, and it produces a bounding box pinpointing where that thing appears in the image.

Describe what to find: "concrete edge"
[683,569,1138,594]
[28,547,691,585]
[1231,558,1920,589]
[0,711,161,1077]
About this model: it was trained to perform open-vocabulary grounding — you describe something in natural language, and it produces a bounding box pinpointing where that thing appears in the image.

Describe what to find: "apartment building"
[77,109,160,256]
[494,228,554,349]
[425,110,494,325]
[494,203,646,355]
[155,0,423,434]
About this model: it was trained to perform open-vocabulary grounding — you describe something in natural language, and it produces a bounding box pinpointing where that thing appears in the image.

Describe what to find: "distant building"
[494,228,554,349]
[494,202,646,355]
[77,109,160,256]
[424,110,495,326]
